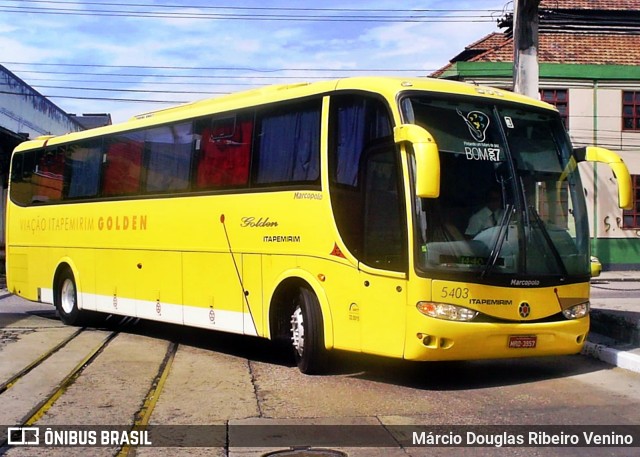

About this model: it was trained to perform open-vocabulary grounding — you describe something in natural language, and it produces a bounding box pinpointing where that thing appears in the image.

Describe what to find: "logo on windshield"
[457,109,490,142]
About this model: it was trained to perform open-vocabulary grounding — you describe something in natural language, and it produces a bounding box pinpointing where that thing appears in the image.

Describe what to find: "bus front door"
[359,266,407,357]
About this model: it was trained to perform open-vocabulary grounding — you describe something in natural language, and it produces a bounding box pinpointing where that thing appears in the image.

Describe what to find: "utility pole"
[513,0,540,98]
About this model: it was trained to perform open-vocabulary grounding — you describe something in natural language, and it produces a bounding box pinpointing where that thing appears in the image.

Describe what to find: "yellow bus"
[6,77,632,374]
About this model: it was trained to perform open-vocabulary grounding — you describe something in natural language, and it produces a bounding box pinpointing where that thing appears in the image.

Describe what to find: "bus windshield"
[404,95,590,279]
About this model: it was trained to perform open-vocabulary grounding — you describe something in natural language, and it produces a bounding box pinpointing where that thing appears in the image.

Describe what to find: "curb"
[591,278,640,283]
[589,309,640,346]
[591,272,640,283]
[582,341,640,374]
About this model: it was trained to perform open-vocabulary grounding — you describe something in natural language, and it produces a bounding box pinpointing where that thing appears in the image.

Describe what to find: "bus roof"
[14,76,555,152]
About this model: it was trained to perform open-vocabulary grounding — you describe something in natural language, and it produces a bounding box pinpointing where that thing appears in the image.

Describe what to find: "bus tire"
[54,268,92,326]
[290,286,328,374]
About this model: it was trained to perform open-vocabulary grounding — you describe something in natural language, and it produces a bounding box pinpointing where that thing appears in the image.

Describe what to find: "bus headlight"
[562,301,590,320]
[416,302,478,321]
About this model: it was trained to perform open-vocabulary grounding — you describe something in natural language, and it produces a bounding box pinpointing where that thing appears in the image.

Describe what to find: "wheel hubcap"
[290,306,305,356]
[60,279,76,314]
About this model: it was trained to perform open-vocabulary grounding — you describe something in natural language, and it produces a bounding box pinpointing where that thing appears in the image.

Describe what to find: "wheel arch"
[52,258,85,311]
[267,270,334,350]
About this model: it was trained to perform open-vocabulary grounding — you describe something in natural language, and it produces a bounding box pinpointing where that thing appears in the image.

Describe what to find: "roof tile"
[540,0,640,10]
[431,1,640,77]
[473,33,640,66]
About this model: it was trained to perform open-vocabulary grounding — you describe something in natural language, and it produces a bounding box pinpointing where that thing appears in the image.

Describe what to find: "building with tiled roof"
[449,33,640,65]
[432,0,640,270]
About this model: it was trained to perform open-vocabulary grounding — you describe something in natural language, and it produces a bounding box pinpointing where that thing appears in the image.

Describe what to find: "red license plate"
[508,335,537,349]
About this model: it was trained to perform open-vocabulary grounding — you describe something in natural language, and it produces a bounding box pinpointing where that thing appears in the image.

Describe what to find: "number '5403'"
[440,287,469,299]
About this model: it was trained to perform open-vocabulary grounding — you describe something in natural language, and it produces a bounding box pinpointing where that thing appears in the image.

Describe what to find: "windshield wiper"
[481,204,514,278]
[528,205,568,277]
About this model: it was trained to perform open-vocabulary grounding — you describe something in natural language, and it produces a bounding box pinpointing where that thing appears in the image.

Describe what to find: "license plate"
[508,335,537,349]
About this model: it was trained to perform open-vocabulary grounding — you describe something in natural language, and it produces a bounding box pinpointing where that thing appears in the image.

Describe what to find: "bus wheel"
[290,287,328,374]
[55,268,89,326]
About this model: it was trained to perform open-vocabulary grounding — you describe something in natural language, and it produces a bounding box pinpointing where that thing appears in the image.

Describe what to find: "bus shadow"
[95,317,609,391]
[327,351,608,391]
[0,308,60,328]
[101,317,296,367]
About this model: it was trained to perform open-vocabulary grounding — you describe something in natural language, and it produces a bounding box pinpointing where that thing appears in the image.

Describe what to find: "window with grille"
[623,174,640,229]
[623,91,640,131]
[540,89,568,128]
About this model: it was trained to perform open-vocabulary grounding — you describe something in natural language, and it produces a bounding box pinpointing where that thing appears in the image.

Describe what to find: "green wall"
[592,237,640,271]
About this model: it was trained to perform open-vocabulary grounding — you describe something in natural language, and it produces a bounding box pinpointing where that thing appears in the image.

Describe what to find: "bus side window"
[195,115,252,189]
[144,123,194,193]
[254,100,321,185]
[65,140,103,199]
[31,148,65,203]
[329,93,393,260]
[9,149,38,206]
[103,135,143,196]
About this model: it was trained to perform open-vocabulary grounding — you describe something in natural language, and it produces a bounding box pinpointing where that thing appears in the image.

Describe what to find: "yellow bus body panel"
[404,315,589,361]
[6,189,344,339]
[404,279,590,361]
[6,76,589,364]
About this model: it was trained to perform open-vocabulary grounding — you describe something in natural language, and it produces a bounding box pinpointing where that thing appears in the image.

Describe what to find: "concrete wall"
[1,66,83,251]
[566,84,640,268]
[1,66,82,138]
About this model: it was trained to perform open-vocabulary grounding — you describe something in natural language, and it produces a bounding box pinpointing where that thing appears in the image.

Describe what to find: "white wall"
[1,69,81,138]
[569,85,640,242]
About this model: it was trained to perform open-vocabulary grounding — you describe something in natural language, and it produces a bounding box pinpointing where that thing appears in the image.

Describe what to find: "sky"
[0,0,510,123]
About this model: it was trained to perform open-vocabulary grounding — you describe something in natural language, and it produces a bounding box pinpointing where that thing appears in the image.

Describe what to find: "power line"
[0,0,501,14]
[0,89,187,103]
[16,77,261,87]
[0,9,497,22]
[0,1,501,22]
[5,83,228,96]
[1,61,428,73]
[3,69,426,83]
[4,69,325,79]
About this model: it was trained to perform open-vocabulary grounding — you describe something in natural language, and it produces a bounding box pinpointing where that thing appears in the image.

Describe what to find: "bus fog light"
[416,302,478,321]
[562,301,590,320]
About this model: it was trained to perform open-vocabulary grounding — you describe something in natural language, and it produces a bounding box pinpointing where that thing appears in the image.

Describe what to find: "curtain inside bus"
[255,105,321,184]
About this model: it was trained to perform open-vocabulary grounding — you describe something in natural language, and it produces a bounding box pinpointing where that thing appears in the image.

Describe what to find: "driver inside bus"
[465,187,503,237]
